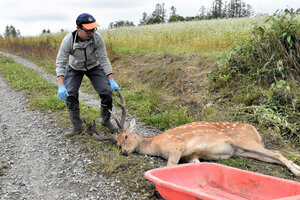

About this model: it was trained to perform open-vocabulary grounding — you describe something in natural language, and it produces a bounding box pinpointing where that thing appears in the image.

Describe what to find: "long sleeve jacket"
[55,31,113,77]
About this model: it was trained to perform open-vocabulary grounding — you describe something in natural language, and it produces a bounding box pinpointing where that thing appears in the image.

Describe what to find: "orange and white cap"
[76,13,100,29]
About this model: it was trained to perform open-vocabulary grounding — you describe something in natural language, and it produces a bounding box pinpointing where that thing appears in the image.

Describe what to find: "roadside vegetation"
[209,13,300,145]
[0,13,299,198]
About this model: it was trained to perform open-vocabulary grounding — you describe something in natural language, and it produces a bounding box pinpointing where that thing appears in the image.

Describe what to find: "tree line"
[2,25,21,38]
[109,0,255,28]
[140,0,254,25]
[1,26,52,38]
[109,0,300,28]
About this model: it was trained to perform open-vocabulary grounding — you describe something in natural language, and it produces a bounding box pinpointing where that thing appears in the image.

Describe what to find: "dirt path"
[0,52,160,199]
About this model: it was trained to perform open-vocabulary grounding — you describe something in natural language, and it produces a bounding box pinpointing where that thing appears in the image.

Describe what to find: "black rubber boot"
[100,107,119,133]
[65,109,82,137]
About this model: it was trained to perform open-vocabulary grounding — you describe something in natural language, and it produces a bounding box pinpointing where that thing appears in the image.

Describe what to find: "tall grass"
[0,32,65,75]
[0,33,64,60]
[99,17,266,53]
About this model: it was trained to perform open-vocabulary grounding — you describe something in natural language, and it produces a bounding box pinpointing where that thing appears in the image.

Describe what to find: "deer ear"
[128,118,136,132]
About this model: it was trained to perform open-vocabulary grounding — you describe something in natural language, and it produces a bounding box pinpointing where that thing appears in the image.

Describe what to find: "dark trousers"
[64,65,112,111]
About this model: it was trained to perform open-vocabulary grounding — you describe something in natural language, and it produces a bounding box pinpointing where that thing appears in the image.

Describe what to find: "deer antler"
[91,120,116,141]
[109,90,126,130]
[87,90,126,141]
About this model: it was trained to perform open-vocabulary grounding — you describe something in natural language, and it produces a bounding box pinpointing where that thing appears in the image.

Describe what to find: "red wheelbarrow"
[145,163,300,200]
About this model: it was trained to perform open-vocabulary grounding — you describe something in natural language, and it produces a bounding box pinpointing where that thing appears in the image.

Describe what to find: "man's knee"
[66,96,80,110]
[100,94,113,108]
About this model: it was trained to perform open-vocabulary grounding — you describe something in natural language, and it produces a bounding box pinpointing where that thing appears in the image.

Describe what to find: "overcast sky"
[0,0,299,36]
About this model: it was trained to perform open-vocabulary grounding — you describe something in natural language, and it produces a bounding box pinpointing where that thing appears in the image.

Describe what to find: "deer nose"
[122,150,128,156]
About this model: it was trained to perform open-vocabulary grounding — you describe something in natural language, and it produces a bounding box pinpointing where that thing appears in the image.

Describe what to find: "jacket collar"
[73,31,94,49]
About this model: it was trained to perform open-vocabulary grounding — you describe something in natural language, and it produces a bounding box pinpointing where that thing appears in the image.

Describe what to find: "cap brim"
[82,22,100,29]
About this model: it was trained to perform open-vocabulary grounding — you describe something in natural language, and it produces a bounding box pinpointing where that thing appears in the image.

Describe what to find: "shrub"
[209,13,300,144]
[211,13,299,85]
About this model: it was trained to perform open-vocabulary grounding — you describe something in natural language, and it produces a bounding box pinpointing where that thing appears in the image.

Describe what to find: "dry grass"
[113,52,216,113]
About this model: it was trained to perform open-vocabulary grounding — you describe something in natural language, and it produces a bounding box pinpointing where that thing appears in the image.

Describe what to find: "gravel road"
[0,52,162,200]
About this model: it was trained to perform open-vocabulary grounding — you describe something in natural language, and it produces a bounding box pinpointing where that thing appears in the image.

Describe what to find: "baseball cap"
[76,13,100,29]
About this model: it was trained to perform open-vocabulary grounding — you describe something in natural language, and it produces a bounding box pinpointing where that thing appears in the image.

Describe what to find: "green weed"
[0,164,8,176]
[209,13,300,145]
[122,88,195,130]
[34,59,56,75]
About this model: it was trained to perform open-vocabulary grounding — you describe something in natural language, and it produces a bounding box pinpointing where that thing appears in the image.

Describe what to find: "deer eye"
[125,135,128,139]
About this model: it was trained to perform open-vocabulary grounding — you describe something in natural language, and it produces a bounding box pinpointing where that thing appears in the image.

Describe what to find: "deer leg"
[167,151,183,166]
[235,148,282,164]
[188,158,200,163]
[271,150,300,176]
[235,144,300,177]
[293,163,300,171]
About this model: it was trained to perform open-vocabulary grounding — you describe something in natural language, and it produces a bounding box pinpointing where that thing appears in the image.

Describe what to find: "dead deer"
[90,90,300,177]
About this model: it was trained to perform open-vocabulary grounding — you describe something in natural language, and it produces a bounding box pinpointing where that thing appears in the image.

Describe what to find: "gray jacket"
[56,31,113,77]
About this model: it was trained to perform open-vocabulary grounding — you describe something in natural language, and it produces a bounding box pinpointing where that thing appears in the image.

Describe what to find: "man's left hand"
[109,78,120,91]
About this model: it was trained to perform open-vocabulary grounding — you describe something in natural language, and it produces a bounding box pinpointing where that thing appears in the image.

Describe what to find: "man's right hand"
[57,85,69,101]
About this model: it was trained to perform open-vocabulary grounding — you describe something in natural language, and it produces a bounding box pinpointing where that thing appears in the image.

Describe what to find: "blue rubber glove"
[109,78,120,91]
[57,85,69,101]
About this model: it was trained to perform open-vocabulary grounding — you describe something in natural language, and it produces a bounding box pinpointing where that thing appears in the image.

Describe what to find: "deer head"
[114,119,138,155]
[91,90,139,155]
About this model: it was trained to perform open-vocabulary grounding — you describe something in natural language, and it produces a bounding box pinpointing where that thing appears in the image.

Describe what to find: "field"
[99,17,266,53]
[0,14,299,198]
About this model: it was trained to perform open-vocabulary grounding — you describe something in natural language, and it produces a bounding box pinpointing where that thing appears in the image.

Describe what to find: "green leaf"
[287,35,291,44]
[258,26,265,34]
